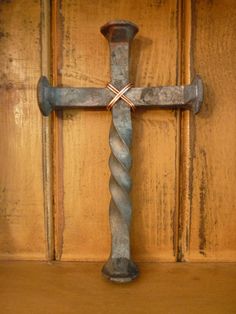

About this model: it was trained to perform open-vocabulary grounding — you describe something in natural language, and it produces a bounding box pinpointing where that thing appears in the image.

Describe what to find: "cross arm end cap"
[37,76,54,116]
[192,75,204,114]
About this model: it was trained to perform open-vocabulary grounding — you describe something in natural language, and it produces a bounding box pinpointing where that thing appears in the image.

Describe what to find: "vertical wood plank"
[41,0,54,260]
[0,0,46,259]
[177,0,194,261]
[188,0,236,261]
[51,0,65,261]
[57,0,179,261]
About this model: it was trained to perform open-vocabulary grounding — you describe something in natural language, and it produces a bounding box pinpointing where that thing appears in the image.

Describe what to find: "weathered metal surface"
[100,20,139,282]
[37,20,204,283]
[38,76,203,115]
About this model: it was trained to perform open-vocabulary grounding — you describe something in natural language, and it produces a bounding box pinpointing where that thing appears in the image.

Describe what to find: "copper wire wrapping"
[106,83,135,111]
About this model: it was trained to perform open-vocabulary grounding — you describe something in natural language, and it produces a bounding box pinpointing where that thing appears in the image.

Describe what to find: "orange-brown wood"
[177,0,194,261]
[51,0,65,261]
[186,0,236,261]
[1,262,236,314]
[0,0,46,259]
[57,0,179,261]
[41,0,54,261]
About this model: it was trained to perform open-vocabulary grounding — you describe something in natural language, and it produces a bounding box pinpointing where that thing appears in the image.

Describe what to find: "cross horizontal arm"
[38,75,203,116]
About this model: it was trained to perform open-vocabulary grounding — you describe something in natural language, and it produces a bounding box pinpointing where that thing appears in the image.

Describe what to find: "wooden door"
[0,0,235,263]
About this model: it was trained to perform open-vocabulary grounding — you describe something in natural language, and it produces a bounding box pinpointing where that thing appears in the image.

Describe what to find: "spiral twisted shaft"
[102,103,138,282]
[109,105,132,259]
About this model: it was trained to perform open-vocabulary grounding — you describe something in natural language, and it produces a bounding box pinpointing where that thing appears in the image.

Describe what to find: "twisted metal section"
[102,103,138,282]
[109,107,132,257]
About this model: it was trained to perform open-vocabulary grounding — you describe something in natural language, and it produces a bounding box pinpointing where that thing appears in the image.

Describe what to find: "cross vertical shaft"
[101,21,139,282]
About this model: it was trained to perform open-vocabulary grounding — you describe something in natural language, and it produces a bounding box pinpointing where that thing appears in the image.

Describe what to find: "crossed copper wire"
[106,83,135,112]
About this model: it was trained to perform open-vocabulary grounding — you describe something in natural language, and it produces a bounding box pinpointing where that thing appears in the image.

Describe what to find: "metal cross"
[38,20,203,283]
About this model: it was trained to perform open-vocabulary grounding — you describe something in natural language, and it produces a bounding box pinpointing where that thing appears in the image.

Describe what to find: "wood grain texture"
[1,262,236,314]
[41,0,54,260]
[187,0,236,261]
[177,0,194,261]
[51,0,65,261]
[58,0,179,261]
[0,0,46,259]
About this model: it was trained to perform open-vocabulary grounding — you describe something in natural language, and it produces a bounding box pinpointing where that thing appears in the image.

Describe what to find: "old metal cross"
[38,20,203,283]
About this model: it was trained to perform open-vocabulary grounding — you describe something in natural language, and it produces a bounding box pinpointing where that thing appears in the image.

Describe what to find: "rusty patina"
[37,20,203,283]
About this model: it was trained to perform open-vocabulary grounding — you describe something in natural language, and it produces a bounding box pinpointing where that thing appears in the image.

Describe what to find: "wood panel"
[0,0,46,259]
[185,0,236,261]
[58,0,179,261]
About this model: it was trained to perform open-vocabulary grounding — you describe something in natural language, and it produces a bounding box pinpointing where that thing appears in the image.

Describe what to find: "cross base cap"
[102,257,139,283]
